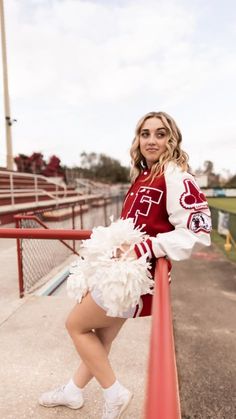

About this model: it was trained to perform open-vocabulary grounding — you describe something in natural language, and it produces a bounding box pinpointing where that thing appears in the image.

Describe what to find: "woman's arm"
[134,163,212,261]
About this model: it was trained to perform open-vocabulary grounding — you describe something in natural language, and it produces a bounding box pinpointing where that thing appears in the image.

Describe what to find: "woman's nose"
[147,134,156,143]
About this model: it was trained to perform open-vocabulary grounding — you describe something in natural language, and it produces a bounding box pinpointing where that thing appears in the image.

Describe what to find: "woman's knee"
[97,333,112,353]
[95,322,125,351]
[65,311,83,337]
[65,315,74,336]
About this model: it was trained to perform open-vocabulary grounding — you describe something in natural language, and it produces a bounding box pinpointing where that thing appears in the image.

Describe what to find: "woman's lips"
[146,148,158,151]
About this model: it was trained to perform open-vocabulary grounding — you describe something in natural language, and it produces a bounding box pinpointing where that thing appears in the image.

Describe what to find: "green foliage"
[224,175,236,187]
[211,230,236,263]
[77,152,130,183]
[207,198,236,214]
[14,151,130,183]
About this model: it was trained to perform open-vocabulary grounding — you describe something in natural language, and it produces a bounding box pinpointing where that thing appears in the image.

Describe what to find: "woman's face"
[139,117,168,168]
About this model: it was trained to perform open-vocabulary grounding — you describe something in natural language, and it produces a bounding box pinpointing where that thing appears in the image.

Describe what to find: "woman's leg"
[72,319,126,389]
[66,292,126,388]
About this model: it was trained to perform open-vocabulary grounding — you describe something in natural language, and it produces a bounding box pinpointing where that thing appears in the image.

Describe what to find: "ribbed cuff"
[134,238,154,259]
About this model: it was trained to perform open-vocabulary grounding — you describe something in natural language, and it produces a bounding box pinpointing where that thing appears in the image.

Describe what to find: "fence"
[0,169,66,205]
[11,195,124,296]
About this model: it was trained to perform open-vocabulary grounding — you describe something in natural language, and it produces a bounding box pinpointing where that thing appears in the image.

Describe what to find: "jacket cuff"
[134,238,154,259]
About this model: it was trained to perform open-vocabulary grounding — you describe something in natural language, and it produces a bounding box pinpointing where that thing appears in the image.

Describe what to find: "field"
[207,197,236,213]
[207,197,236,262]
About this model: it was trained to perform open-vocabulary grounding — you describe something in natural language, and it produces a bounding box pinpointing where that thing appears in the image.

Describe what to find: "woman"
[39,111,211,418]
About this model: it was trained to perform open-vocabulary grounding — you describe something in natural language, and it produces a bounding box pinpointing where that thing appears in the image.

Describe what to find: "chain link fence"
[17,195,125,294]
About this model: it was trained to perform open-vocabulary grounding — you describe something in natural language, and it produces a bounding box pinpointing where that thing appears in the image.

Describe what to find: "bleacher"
[0,169,79,225]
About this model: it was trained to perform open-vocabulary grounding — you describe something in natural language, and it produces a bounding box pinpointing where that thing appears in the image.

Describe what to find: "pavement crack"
[0,300,27,328]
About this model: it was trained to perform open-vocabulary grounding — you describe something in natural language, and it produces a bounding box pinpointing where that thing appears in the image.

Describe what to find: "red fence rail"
[0,227,91,240]
[145,258,181,419]
[0,228,91,297]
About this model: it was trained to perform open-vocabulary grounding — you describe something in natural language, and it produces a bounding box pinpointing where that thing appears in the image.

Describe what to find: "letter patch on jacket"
[180,179,208,210]
[188,212,212,233]
[127,187,163,225]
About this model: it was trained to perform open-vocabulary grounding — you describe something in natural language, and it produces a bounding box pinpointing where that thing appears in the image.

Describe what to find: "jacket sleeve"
[134,163,212,261]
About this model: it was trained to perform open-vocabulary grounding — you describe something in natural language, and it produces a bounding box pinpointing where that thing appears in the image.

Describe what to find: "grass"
[205,198,236,262]
[207,197,236,213]
[211,230,236,263]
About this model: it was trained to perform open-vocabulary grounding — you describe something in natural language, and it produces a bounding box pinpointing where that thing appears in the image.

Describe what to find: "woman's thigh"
[66,292,126,334]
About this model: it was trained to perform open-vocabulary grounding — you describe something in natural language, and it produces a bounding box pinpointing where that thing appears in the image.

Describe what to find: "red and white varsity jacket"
[121,162,212,317]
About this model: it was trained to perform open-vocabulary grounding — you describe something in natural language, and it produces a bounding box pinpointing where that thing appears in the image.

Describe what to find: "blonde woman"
[39,112,211,418]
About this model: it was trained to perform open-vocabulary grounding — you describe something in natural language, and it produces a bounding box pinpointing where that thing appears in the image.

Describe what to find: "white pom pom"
[67,217,153,316]
[67,258,92,303]
[80,217,146,259]
[89,257,154,317]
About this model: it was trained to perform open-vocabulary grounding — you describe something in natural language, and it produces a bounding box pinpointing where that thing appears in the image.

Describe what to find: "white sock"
[64,379,83,397]
[103,380,126,401]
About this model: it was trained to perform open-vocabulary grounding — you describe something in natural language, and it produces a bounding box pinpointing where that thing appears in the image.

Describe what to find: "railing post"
[79,203,84,229]
[72,204,75,252]
[116,195,119,219]
[9,171,14,205]
[15,217,24,298]
[144,258,181,419]
[56,183,59,200]
[34,175,38,203]
[103,198,108,226]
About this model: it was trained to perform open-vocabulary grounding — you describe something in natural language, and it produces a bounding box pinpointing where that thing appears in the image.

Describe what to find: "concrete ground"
[172,245,236,419]
[0,229,235,418]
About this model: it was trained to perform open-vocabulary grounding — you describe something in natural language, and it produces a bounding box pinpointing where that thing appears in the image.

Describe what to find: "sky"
[0,0,236,175]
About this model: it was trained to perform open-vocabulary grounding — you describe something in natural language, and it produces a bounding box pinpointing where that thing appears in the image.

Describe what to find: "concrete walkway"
[0,230,235,418]
[172,245,236,419]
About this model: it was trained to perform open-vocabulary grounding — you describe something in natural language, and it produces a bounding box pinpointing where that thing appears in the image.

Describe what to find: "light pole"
[0,0,14,170]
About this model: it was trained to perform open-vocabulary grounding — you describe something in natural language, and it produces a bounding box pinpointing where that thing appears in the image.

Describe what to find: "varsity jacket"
[121,162,212,317]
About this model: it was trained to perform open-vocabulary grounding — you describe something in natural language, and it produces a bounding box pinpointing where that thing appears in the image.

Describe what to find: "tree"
[224,175,236,187]
[78,152,129,183]
[29,152,45,174]
[14,152,65,178]
[14,154,32,173]
[42,155,65,178]
[203,160,214,174]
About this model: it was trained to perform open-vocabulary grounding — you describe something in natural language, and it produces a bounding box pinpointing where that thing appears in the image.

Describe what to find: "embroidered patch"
[180,179,208,210]
[188,212,212,233]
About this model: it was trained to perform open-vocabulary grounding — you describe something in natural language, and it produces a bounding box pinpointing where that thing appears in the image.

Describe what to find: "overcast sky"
[0,0,236,175]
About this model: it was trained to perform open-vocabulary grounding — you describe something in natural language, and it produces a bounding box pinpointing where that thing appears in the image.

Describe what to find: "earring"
[140,159,147,168]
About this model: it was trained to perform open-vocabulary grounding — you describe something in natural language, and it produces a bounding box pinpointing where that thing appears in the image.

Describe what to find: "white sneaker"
[38,384,84,409]
[102,389,133,419]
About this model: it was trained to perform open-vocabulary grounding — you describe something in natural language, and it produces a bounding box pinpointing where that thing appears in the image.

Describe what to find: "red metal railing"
[144,258,181,419]
[0,227,91,297]
[0,228,91,240]
[14,214,82,254]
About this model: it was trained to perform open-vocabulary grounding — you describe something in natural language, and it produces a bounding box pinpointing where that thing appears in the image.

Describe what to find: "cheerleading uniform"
[120,162,212,317]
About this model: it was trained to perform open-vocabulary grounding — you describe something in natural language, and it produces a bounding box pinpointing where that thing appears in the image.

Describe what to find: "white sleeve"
[149,163,211,261]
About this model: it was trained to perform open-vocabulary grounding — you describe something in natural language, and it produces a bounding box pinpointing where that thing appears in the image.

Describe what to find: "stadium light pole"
[0,0,14,170]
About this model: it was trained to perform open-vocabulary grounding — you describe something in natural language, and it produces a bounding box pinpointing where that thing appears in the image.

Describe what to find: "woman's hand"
[113,243,137,260]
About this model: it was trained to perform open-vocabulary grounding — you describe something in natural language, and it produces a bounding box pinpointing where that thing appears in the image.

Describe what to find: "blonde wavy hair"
[130,111,189,183]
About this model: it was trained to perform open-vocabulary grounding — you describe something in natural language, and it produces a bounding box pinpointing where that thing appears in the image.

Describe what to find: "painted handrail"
[0,170,67,204]
[0,228,92,240]
[0,227,92,297]
[144,258,181,419]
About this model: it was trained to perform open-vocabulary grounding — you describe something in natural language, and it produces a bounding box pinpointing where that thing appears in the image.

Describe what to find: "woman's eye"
[141,132,149,138]
[157,132,165,138]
